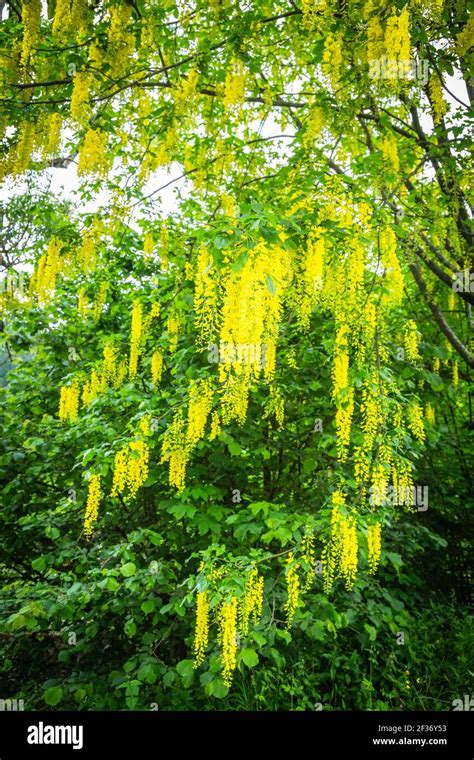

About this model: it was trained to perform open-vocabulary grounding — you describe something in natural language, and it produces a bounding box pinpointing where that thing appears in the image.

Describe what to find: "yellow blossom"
[284,552,300,627]
[151,350,163,385]
[193,591,209,667]
[129,301,143,379]
[367,523,382,574]
[84,474,101,538]
[70,72,91,125]
[219,597,238,687]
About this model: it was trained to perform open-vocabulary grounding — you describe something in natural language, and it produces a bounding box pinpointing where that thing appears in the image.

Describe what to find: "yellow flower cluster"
[21,0,42,66]
[79,218,103,273]
[264,384,285,428]
[102,341,117,383]
[301,528,315,591]
[193,591,209,667]
[385,8,411,64]
[175,67,200,115]
[219,597,238,687]
[296,228,324,330]
[167,313,180,353]
[340,514,358,590]
[425,402,435,425]
[42,113,63,159]
[367,523,382,574]
[111,437,150,500]
[30,238,62,304]
[59,382,80,422]
[219,242,292,385]
[193,246,219,347]
[381,135,400,174]
[301,0,326,29]
[92,281,108,321]
[129,301,143,379]
[223,59,246,111]
[392,457,414,507]
[13,121,35,176]
[219,373,251,425]
[404,320,420,362]
[343,237,364,314]
[367,16,384,63]
[361,377,380,452]
[151,350,164,386]
[457,14,474,58]
[370,460,389,507]
[70,72,91,125]
[84,474,101,538]
[82,368,107,406]
[107,3,134,78]
[322,32,343,90]
[452,360,459,387]
[323,493,358,592]
[284,552,300,628]
[160,410,189,491]
[302,106,325,148]
[239,567,264,637]
[186,378,214,447]
[429,76,448,125]
[70,0,90,38]
[51,0,71,38]
[332,326,354,461]
[332,326,349,399]
[143,232,154,257]
[408,403,426,443]
[78,129,108,176]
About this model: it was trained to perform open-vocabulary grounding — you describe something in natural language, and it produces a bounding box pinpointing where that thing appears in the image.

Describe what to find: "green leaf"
[124,619,137,637]
[120,562,136,577]
[32,556,46,572]
[241,648,259,668]
[44,686,63,706]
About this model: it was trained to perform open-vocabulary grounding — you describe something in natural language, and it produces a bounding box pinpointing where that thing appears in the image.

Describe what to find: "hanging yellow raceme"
[160,409,190,491]
[77,128,108,176]
[367,523,382,574]
[193,591,209,668]
[84,474,101,538]
[59,382,80,423]
[110,433,150,501]
[129,301,143,379]
[218,597,238,687]
[301,528,316,591]
[284,552,300,628]
[186,378,214,448]
[223,58,246,111]
[70,72,92,125]
[21,0,42,66]
[404,320,421,362]
[151,350,164,386]
[239,567,264,637]
[30,237,62,305]
[322,32,343,90]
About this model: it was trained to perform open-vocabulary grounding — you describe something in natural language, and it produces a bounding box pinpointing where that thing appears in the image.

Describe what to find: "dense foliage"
[0,0,472,710]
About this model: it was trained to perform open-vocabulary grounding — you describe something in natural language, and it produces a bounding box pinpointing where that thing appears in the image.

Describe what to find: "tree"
[0,0,472,705]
